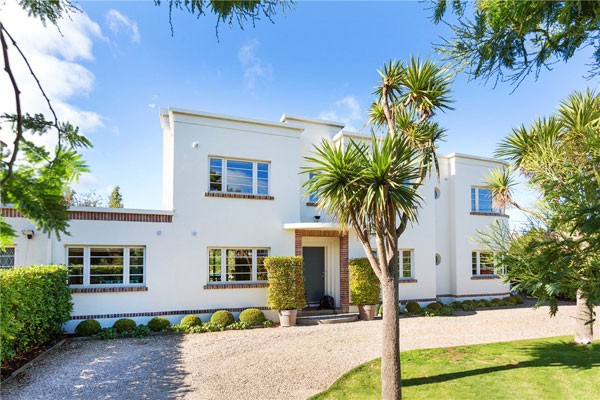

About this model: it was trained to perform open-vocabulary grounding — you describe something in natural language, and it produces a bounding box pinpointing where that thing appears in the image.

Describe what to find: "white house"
[2,108,510,331]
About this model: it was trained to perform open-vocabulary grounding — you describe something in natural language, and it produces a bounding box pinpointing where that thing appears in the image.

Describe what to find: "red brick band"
[470,211,509,218]
[437,292,510,298]
[399,279,417,283]
[1,207,172,223]
[306,202,319,207]
[203,283,269,290]
[399,298,437,304]
[204,192,274,200]
[70,286,148,294]
[296,229,344,237]
[339,233,349,312]
[471,276,501,280]
[70,306,271,320]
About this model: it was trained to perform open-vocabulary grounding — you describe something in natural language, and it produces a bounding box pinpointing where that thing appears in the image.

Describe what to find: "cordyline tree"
[303,56,453,399]
[478,89,600,344]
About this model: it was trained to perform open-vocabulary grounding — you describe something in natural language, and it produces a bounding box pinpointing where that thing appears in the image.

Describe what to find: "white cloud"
[238,40,272,89]
[0,1,105,152]
[319,96,364,130]
[106,9,140,43]
[148,103,156,108]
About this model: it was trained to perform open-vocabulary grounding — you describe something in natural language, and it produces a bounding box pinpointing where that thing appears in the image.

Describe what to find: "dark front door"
[302,247,325,303]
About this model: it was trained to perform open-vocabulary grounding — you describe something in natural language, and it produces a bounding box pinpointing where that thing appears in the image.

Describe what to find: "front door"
[302,247,325,303]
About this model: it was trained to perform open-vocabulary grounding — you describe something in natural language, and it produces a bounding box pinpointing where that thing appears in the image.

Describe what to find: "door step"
[296,313,359,326]
[297,309,337,317]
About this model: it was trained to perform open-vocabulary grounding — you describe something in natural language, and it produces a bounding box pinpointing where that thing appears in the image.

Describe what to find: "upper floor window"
[472,251,503,275]
[400,249,413,279]
[208,247,269,283]
[471,187,500,213]
[0,247,15,269]
[308,173,320,203]
[209,157,269,195]
[66,246,145,286]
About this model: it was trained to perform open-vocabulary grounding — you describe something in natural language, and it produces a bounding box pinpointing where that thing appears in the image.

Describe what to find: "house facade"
[2,108,510,331]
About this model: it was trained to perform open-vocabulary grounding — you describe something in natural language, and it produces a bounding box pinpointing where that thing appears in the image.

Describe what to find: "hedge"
[1,265,73,364]
[239,308,265,326]
[264,257,306,310]
[211,310,235,326]
[349,258,380,306]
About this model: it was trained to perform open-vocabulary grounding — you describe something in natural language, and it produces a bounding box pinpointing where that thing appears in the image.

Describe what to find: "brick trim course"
[1,207,172,223]
[471,275,501,280]
[203,283,269,290]
[71,286,148,294]
[436,292,511,298]
[470,211,509,218]
[71,306,271,320]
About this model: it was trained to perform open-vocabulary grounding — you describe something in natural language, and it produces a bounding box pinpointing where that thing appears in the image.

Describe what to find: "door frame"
[301,236,340,308]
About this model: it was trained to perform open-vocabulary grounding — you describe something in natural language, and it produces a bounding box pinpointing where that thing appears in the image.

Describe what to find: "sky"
[1,0,598,227]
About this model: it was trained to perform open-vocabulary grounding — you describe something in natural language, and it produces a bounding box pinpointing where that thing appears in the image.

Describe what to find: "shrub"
[479,299,491,307]
[474,300,487,308]
[461,302,476,311]
[211,310,235,326]
[113,318,136,333]
[503,297,517,306]
[122,325,150,338]
[265,257,306,310]
[239,308,265,326]
[75,319,101,336]
[379,304,402,316]
[202,322,225,332]
[511,294,524,304]
[440,306,453,316]
[263,319,275,328]
[0,265,72,364]
[405,301,422,314]
[100,328,119,340]
[449,301,462,310]
[181,314,202,327]
[227,321,250,330]
[148,317,171,332]
[424,305,453,317]
[349,258,380,306]
[490,298,503,306]
[426,302,443,311]
[462,299,475,306]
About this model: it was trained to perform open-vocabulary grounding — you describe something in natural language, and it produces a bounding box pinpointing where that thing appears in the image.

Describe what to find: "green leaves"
[264,257,306,311]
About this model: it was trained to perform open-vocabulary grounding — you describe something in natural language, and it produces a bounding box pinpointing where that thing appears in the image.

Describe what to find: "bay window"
[471,187,500,213]
[66,246,145,286]
[209,157,270,195]
[208,248,269,282]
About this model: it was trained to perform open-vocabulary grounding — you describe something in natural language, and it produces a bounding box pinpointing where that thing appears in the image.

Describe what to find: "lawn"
[311,336,600,400]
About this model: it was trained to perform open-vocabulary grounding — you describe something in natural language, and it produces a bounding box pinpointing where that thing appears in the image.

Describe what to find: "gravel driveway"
[3,302,595,400]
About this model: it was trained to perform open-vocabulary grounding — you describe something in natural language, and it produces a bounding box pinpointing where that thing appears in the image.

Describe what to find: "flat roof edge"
[440,152,508,166]
[280,113,345,128]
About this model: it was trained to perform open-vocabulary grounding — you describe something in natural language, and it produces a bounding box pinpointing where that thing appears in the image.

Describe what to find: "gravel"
[2,302,594,400]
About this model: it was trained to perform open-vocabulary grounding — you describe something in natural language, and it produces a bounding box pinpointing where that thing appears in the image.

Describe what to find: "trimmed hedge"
[449,301,463,310]
[511,294,524,304]
[211,310,235,326]
[426,302,443,311]
[113,318,136,333]
[503,297,517,306]
[349,258,380,306]
[0,265,73,364]
[148,317,171,332]
[405,301,422,314]
[265,257,306,310]
[181,315,202,327]
[76,319,101,336]
[239,309,265,326]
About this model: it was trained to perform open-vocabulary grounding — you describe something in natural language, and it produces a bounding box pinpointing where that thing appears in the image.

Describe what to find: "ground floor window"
[66,246,145,286]
[400,249,413,279]
[208,247,270,282]
[472,251,502,275]
[0,247,15,269]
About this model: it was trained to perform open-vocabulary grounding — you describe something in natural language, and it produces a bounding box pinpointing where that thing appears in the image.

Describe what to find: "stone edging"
[0,339,66,386]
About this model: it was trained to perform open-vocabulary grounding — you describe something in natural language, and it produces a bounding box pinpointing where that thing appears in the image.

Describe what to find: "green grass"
[311,336,600,400]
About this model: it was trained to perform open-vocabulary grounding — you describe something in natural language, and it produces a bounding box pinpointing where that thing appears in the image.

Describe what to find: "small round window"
[435,253,442,266]
[434,187,441,199]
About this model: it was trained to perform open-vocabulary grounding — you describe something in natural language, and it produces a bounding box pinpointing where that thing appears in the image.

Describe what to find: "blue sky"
[3,1,598,222]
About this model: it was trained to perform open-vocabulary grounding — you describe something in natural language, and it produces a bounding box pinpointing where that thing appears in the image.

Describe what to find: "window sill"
[203,283,269,290]
[399,279,417,283]
[470,211,509,218]
[306,202,319,207]
[70,286,148,294]
[471,275,500,280]
[204,192,274,200]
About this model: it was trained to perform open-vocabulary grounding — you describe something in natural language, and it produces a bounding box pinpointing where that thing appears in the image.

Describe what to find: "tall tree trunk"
[574,288,594,344]
[380,275,401,399]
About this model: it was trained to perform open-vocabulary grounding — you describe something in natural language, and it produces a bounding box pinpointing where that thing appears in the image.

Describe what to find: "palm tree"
[303,56,453,400]
[483,89,600,345]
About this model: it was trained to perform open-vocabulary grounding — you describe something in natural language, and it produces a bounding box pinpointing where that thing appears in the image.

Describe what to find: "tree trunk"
[574,288,594,344]
[380,276,402,399]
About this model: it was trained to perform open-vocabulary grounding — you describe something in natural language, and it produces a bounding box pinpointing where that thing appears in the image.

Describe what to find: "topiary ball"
[113,318,136,333]
[449,301,462,310]
[181,315,202,327]
[239,308,265,326]
[426,302,443,311]
[210,310,235,326]
[490,298,502,306]
[405,301,422,314]
[479,299,491,307]
[148,317,171,332]
[511,294,524,304]
[75,319,101,336]
[503,297,517,306]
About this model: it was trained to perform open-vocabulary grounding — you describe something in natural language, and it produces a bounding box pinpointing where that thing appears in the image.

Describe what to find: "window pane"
[402,250,412,278]
[0,247,15,268]
[257,163,269,172]
[67,247,84,284]
[478,189,493,212]
[471,187,476,211]
[257,249,269,281]
[210,158,222,168]
[90,248,124,284]
[227,160,253,170]
[226,249,252,281]
[309,173,319,203]
[209,158,223,192]
[129,248,144,284]
[479,252,494,275]
[227,184,253,194]
[209,249,222,282]
[472,252,478,275]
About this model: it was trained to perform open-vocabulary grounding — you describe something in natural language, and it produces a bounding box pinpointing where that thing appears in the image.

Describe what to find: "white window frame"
[65,246,146,287]
[471,250,504,276]
[207,247,270,283]
[399,249,414,279]
[0,246,16,269]
[208,157,270,196]
[471,186,501,213]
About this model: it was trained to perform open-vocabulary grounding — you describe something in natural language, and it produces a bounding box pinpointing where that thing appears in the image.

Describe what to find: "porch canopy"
[282,222,340,231]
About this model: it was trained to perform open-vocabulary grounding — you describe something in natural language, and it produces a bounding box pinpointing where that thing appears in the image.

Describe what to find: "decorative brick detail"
[471,275,501,280]
[70,306,271,320]
[1,207,172,223]
[470,211,509,218]
[203,283,269,290]
[204,192,274,201]
[437,292,510,298]
[295,230,303,257]
[295,229,343,237]
[339,233,349,312]
[70,286,148,294]
[306,202,319,207]
[399,298,436,305]
[399,279,417,283]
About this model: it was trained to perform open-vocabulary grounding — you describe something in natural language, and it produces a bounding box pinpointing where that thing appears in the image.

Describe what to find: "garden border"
[0,339,66,386]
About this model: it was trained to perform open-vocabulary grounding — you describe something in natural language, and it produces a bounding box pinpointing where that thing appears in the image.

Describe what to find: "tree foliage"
[108,186,124,208]
[432,0,600,85]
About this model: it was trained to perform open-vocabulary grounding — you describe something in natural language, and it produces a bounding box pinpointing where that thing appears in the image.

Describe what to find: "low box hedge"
[0,265,73,364]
